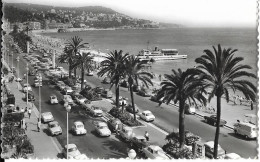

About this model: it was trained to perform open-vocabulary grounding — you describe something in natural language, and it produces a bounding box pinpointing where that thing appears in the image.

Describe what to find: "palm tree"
[63,36,88,78]
[97,50,129,108]
[58,47,74,78]
[195,44,257,159]
[73,52,94,90]
[157,68,206,148]
[125,55,153,120]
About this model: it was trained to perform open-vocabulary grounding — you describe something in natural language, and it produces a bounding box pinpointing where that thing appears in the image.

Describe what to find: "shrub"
[165,130,201,146]
[3,112,24,123]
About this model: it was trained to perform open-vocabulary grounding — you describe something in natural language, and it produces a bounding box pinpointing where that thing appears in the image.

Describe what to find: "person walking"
[28,108,32,119]
[25,122,28,131]
[250,100,254,110]
[115,123,119,135]
[144,131,149,141]
[37,118,41,132]
[23,73,26,79]
[25,107,28,117]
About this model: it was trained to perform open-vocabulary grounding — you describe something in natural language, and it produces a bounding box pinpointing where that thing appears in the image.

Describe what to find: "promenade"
[2,60,62,159]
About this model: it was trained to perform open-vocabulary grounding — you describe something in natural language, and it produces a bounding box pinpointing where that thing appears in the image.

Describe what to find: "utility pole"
[26,64,29,105]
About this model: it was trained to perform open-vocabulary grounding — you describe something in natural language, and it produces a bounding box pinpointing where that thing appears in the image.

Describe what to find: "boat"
[136,46,187,61]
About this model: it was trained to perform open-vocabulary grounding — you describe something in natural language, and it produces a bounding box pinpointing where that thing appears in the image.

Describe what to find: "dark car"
[24,92,35,102]
[204,115,227,127]
[129,136,150,153]
[107,118,122,132]
[102,76,111,84]
[125,104,139,114]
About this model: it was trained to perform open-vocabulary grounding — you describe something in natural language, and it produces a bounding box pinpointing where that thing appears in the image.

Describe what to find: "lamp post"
[11,52,14,68]
[17,56,20,89]
[26,64,29,105]
[38,73,42,121]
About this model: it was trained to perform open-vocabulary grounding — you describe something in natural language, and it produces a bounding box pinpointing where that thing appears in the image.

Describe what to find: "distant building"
[28,21,41,30]
[50,9,56,13]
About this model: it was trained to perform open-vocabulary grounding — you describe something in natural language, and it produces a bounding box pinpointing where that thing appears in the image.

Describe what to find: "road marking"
[146,122,168,135]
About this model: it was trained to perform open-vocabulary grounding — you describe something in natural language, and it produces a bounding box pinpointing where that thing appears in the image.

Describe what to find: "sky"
[3,0,258,27]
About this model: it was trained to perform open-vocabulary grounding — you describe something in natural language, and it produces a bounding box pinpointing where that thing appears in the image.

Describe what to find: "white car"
[75,95,87,105]
[41,112,54,123]
[71,121,87,135]
[86,71,94,76]
[219,153,241,159]
[50,95,59,104]
[140,110,155,122]
[23,83,32,92]
[48,121,62,136]
[63,86,73,94]
[33,81,43,87]
[88,106,103,117]
[62,144,88,159]
[93,121,111,137]
[63,95,74,105]
[142,145,171,160]
[16,77,23,82]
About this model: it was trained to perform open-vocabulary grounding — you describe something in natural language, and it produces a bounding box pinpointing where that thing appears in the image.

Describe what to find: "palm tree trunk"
[129,84,136,120]
[81,64,85,90]
[115,77,120,108]
[213,95,221,159]
[179,99,185,148]
[68,65,72,78]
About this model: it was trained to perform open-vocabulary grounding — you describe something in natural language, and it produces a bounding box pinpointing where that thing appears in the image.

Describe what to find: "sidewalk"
[2,60,62,159]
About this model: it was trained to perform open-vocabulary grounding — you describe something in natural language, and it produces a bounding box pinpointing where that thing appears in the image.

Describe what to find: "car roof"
[64,95,71,97]
[74,121,84,125]
[149,145,162,151]
[204,141,221,148]
[49,121,59,125]
[143,110,152,114]
[96,122,107,126]
[42,112,52,116]
[225,153,241,158]
[134,136,146,140]
[65,144,77,149]
[237,122,257,128]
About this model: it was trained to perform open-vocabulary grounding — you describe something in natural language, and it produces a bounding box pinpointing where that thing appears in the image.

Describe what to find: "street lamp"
[17,56,20,89]
[11,52,14,69]
[38,73,42,121]
[26,64,29,105]
[128,149,136,159]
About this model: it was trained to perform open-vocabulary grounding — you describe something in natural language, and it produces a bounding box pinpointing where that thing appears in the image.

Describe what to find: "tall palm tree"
[64,36,88,78]
[125,55,153,120]
[73,52,94,90]
[58,47,74,78]
[97,50,129,108]
[157,68,206,148]
[195,44,257,159]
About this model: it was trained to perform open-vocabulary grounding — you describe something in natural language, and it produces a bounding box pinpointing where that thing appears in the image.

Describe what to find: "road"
[11,49,257,158]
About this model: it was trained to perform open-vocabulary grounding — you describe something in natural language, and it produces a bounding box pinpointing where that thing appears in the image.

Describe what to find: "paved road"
[10,51,129,159]
[11,50,257,158]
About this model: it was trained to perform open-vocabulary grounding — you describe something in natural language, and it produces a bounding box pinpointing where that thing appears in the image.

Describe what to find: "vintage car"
[101,89,113,98]
[93,121,111,137]
[102,76,111,84]
[107,118,122,132]
[129,136,150,152]
[118,126,134,142]
[204,141,226,159]
[142,145,171,160]
[23,83,32,92]
[24,92,35,102]
[63,86,73,94]
[204,115,227,127]
[219,153,241,159]
[63,95,74,105]
[41,112,54,123]
[62,144,88,159]
[125,104,139,114]
[49,94,59,104]
[47,121,62,136]
[57,81,66,90]
[71,121,87,135]
[140,110,155,122]
[87,106,103,117]
[74,94,87,105]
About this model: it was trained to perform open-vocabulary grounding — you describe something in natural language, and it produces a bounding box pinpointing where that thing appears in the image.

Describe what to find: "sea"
[42,28,258,84]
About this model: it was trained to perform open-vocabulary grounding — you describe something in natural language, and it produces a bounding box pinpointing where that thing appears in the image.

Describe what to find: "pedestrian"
[159,74,162,81]
[37,118,41,132]
[23,73,26,79]
[144,131,149,141]
[115,123,119,135]
[25,122,27,131]
[239,96,243,105]
[28,108,32,119]
[25,107,28,116]
[16,106,20,112]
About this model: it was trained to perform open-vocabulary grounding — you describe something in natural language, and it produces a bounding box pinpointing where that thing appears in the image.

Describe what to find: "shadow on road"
[101,139,128,159]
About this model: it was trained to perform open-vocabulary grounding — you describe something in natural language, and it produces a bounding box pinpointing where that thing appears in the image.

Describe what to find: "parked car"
[120,80,129,88]
[86,71,94,76]
[49,94,59,104]
[140,110,155,122]
[204,141,225,159]
[23,83,32,92]
[102,76,111,84]
[219,153,241,159]
[47,121,62,136]
[62,144,88,159]
[129,136,150,152]
[24,92,35,102]
[87,106,103,117]
[71,121,87,135]
[234,121,257,139]
[142,145,171,160]
[138,88,152,97]
[63,95,74,105]
[57,81,66,90]
[204,115,227,127]
[74,94,87,105]
[118,126,134,142]
[125,104,139,114]
[41,112,54,123]
[63,86,73,94]
[101,89,113,98]
[107,118,122,132]
[93,121,111,137]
